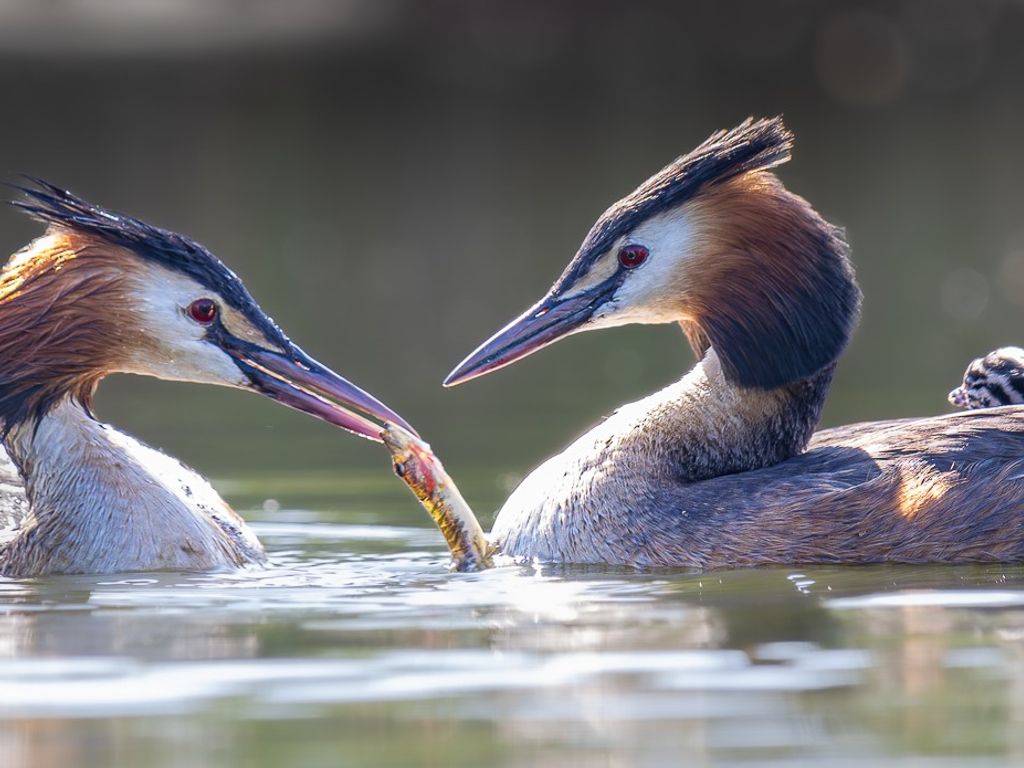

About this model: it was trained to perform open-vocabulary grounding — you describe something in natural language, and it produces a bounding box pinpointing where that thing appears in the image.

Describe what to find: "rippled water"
[3,477,1024,767]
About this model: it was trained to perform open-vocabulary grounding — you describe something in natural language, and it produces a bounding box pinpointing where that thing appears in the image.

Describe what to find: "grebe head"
[445,117,861,391]
[949,347,1024,409]
[2,179,413,440]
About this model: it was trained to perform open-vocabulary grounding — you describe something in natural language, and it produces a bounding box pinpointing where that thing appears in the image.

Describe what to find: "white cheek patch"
[586,208,698,330]
[118,265,248,388]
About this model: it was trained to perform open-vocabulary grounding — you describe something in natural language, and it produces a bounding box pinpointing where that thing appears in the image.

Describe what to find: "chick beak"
[948,387,969,409]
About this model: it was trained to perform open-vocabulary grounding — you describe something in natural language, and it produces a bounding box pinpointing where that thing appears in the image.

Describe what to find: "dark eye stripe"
[1007,376,1024,401]
[987,382,1013,405]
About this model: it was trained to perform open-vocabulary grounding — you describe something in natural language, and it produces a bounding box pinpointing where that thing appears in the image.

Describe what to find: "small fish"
[382,423,494,572]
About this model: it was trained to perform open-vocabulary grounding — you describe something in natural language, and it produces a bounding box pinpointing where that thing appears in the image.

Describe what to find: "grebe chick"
[0,181,413,577]
[949,347,1024,409]
[443,118,1024,568]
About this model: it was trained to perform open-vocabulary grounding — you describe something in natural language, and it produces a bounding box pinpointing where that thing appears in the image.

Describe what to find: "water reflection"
[2,511,1024,765]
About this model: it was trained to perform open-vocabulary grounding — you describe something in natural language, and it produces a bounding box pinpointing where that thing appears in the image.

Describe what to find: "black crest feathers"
[561,117,793,286]
[10,178,289,348]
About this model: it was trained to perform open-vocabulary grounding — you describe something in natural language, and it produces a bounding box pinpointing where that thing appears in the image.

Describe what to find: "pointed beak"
[231,343,416,443]
[444,281,617,387]
[948,386,969,409]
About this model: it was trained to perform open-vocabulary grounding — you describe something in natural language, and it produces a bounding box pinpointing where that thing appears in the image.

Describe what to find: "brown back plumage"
[633,408,1024,568]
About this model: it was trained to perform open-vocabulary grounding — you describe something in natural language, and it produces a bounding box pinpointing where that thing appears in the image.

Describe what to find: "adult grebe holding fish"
[0,181,413,576]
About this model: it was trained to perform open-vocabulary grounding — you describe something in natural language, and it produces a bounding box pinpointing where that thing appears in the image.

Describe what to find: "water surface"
[2,472,1023,767]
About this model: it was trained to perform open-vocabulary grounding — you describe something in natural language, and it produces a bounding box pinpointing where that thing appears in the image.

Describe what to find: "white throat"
[2,399,263,575]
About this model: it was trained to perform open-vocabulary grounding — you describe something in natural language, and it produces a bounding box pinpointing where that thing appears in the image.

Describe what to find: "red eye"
[188,298,218,324]
[618,244,649,269]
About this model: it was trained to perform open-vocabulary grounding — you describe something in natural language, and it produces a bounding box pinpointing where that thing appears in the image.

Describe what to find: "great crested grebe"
[443,118,1024,569]
[949,347,1024,409]
[0,180,413,577]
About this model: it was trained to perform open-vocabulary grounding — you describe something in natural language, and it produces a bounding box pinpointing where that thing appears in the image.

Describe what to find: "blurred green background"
[0,0,1020,512]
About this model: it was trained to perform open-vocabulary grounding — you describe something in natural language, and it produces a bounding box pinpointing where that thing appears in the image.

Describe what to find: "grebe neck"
[1,398,262,575]
[594,349,833,484]
[491,349,834,561]
[650,350,832,481]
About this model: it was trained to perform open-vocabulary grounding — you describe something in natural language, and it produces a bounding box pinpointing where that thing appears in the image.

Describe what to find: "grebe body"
[492,375,1024,567]
[445,119,1024,568]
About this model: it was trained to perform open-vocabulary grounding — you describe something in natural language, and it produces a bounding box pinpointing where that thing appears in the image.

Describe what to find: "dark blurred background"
[0,0,1021,508]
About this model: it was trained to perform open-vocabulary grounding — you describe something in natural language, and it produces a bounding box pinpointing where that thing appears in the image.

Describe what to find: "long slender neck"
[5,399,134,518]
[1,398,260,576]
[606,349,833,483]
[491,349,835,560]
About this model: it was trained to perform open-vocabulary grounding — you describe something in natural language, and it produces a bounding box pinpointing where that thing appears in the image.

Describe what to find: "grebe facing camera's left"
[445,117,1024,569]
[949,347,1024,410]
[0,180,413,577]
